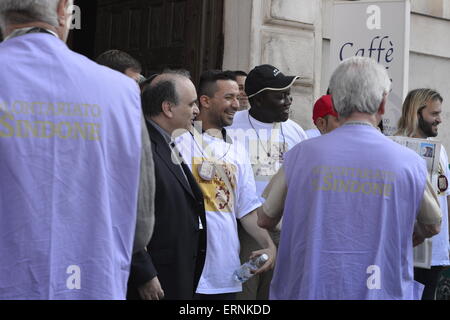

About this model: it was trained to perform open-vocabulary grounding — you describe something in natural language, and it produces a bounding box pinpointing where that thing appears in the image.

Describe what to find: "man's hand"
[240,210,277,276]
[249,247,276,276]
[138,276,164,300]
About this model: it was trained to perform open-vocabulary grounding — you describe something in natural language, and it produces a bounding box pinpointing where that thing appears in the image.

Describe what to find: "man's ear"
[161,101,173,118]
[378,94,387,116]
[199,95,210,109]
[57,0,71,26]
[315,117,326,134]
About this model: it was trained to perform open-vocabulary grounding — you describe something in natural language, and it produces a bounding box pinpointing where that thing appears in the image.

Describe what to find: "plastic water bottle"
[233,254,269,283]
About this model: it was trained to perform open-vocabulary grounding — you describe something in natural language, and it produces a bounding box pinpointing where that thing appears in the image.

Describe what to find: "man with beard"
[175,70,276,300]
[228,64,307,299]
[396,88,450,300]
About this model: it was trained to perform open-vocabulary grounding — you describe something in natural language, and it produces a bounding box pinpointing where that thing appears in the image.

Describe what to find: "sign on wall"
[329,0,410,135]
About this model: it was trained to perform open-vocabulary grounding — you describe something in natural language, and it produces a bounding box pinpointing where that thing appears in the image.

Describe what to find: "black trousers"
[414,266,446,300]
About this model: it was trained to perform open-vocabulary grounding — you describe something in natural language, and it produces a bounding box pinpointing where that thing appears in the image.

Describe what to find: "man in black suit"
[127,70,207,300]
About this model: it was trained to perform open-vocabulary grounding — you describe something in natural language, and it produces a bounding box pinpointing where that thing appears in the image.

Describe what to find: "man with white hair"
[257,56,442,299]
[0,0,150,299]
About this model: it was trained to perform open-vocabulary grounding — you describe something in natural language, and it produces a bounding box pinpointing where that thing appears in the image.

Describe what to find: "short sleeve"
[440,145,450,196]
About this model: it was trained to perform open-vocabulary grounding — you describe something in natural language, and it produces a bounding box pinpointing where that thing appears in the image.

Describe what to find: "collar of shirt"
[194,125,233,144]
[343,120,374,127]
[147,119,173,145]
[248,111,280,129]
[4,27,58,41]
[147,120,190,181]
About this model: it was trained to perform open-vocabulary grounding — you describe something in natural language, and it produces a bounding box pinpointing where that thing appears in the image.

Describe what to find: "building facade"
[222,0,450,151]
[2,0,447,149]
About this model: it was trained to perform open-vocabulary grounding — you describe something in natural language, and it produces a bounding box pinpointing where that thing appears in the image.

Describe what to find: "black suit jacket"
[127,122,207,300]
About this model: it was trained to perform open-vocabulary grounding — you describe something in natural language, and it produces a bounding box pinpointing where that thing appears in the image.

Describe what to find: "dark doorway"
[87,0,224,85]
[69,0,98,59]
[0,1,97,46]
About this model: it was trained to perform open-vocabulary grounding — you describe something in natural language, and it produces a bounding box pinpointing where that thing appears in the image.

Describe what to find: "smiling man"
[175,70,276,300]
[228,64,307,300]
[396,88,450,300]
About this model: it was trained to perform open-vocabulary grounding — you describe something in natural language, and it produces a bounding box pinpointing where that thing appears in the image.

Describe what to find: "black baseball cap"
[245,64,299,98]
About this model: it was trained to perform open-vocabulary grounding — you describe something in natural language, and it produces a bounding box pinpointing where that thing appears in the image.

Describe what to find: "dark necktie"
[170,142,189,183]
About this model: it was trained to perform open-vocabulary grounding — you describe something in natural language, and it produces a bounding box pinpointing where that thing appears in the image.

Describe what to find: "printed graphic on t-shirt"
[311,165,396,198]
[192,157,237,213]
[248,139,287,181]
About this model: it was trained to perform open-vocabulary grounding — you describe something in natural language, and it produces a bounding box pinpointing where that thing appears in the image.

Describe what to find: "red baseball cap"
[312,95,338,123]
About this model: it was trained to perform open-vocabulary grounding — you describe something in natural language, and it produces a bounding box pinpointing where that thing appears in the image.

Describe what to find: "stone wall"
[223,0,323,130]
[322,0,450,152]
[223,0,450,152]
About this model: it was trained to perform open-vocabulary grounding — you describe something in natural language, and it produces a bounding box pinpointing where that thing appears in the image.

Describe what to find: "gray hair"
[0,0,60,32]
[329,56,391,119]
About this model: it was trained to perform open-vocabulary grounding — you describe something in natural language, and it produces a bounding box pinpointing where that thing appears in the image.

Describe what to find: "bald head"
[150,70,190,86]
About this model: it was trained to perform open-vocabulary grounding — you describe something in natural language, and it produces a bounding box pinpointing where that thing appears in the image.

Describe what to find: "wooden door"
[94,0,224,85]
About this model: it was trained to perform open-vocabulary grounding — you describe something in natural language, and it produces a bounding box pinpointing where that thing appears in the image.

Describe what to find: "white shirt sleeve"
[440,145,450,196]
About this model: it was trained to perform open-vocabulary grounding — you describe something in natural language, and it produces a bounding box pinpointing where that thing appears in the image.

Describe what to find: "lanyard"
[4,27,58,41]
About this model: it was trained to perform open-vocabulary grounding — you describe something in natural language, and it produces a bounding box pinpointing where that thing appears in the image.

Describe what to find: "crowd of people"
[0,0,448,300]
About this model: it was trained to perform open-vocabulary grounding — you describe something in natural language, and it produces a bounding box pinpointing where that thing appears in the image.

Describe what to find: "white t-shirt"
[305,128,321,139]
[175,130,261,294]
[227,110,308,200]
[431,145,450,266]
